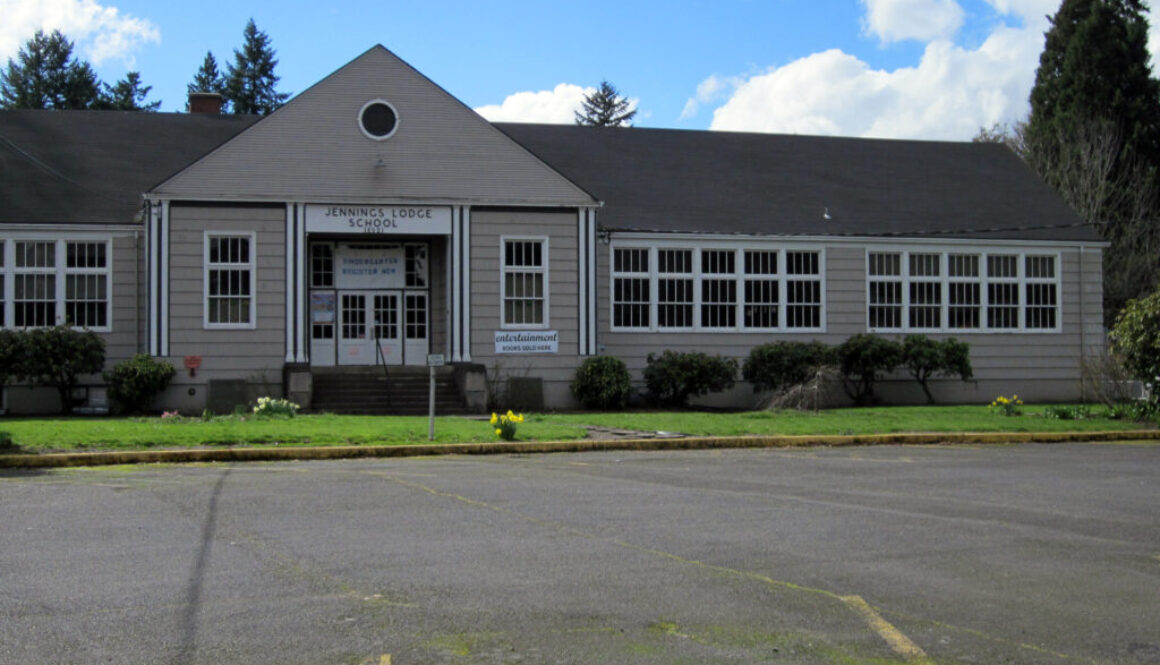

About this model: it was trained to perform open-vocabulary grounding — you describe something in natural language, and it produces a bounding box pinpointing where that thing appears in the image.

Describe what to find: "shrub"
[644,350,738,407]
[989,394,1023,416]
[15,326,105,414]
[1042,404,1092,420]
[571,356,633,409]
[104,354,177,414]
[836,334,902,405]
[1109,286,1160,409]
[0,329,20,387]
[742,341,835,393]
[901,335,973,404]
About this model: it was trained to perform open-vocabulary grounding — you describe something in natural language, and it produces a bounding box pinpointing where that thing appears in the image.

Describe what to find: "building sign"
[335,245,405,289]
[495,330,559,354]
[305,204,452,235]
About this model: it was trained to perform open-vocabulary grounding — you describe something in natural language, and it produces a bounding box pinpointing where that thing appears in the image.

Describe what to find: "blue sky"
[4,0,1157,140]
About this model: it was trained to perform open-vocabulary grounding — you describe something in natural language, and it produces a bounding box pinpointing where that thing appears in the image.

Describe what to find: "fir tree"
[0,30,102,110]
[188,51,225,95]
[99,71,161,111]
[223,19,290,115]
[575,80,637,127]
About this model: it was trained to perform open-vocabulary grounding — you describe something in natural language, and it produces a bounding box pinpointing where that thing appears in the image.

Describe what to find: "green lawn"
[0,405,1150,454]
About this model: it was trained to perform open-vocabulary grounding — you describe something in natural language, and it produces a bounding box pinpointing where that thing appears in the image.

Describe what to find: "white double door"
[337,290,427,366]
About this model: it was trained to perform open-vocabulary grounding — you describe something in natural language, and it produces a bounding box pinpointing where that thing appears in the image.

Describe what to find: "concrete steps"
[309,367,468,415]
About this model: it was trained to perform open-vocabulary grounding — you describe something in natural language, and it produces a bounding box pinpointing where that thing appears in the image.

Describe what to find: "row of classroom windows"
[0,237,1062,335]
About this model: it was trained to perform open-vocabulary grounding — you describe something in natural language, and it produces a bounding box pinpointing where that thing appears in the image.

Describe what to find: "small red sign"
[184,356,202,369]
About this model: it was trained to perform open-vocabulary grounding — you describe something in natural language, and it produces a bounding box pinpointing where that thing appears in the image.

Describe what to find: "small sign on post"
[426,354,445,441]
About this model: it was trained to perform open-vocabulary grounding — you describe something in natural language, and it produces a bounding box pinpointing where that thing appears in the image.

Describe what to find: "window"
[743,250,779,329]
[700,250,737,328]
[65,242,108,328]
[866,250,1060,333]
[501,238,547,328]
[205,233,255,328]
[785,251,822,328]
[0,239,111,330]
[612,248,650,329]
[1025,255,1057,329]
[610,244,823,332]
[405,244,427,287]
[658,249,693,328]
[310,243,333,288]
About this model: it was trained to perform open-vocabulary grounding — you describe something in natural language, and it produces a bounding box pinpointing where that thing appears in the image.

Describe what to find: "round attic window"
[359,100,398,140]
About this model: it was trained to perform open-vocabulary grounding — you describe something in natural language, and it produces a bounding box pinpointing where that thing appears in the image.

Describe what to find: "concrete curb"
[2,429,1159,469]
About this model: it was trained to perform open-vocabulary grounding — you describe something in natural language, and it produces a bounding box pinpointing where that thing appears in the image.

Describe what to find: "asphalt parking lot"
[2,442,1158,664]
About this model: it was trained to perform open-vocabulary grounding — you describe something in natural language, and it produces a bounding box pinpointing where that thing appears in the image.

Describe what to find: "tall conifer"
[223,19,289,116]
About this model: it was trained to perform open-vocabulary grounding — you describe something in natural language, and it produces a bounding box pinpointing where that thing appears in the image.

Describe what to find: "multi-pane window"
[987,255,1019,329]
[65,242,108,328]
[700,250,737,328]
[658,249,693,328]
[310,243,333,288]
[501,239,547,327]
[743,250,779,329]
[908,253,941,329]
[1025,255,1057,329]
[405,294,427,339]
[948,254,981,329]
[866,250,1059,332]
[205,234,254,328]
[867,252,902,329]
[1,239,111,331]
[612,248,650,328]
[785,251,822,328]
[14,241,56,327]
[610,245,823,331]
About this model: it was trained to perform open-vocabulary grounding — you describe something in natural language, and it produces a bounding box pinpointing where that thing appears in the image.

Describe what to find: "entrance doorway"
[309,241,430,367]
[335,290,428,365]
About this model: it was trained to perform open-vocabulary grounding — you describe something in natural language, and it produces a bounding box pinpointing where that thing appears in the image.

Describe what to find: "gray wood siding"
[106,233,143,364]
[154,47,593,207]
[595,240,1104,405]
[470,209,583,406]
[166,205,286,384]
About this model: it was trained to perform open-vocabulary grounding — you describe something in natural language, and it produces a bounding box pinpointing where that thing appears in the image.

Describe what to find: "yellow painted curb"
[1,429,1157,469]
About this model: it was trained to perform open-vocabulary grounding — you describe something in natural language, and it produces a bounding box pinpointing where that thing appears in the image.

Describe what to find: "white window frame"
[865,249,1062,334]
[499,236,549,330]
[609,240,826,333]
[0,237,112,332]
[204,231,257,330]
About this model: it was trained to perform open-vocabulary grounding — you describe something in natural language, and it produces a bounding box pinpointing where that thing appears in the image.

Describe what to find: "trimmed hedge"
[644,350,738,407]
[571,356,633,409]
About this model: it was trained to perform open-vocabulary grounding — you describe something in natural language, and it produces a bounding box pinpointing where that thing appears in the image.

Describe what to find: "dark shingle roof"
[0,110,257,225]
[496,123,1097,242]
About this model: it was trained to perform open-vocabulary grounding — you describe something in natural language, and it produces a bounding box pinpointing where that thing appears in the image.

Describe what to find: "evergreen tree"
[0,30,102,110]
[1025,0,1160,323]
[223,19,290,115]
[188,51,225,95]
[575,80,637,127]
[99,71,161,111]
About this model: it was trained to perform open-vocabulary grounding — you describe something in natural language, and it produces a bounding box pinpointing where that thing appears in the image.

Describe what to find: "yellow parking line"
[841,595,932,663]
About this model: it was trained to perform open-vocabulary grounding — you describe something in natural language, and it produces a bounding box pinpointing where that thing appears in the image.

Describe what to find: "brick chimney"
[188,92,224,115]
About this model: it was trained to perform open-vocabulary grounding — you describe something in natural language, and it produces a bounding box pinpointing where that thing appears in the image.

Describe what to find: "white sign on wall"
[335,245,405,289]
[305,204,452,235]
[495,330,559,354]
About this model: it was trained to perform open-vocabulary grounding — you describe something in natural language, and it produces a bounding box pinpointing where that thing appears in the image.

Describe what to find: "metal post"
[428,364,436,441]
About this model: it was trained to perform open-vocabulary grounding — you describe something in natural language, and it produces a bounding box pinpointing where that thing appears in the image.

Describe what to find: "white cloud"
[474,83,595,124]
[680,74,742,120]
[0,0,159,66]
[861,0,965,43]
[702,0,1065,140]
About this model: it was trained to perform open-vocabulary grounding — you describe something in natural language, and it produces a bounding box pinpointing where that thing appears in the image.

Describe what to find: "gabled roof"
[0,110,258,225]
[497,123,1098,242]
[151,46,596,206]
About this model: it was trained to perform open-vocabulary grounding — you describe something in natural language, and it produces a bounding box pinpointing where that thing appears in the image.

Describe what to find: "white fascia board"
[607,231,1110,250]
